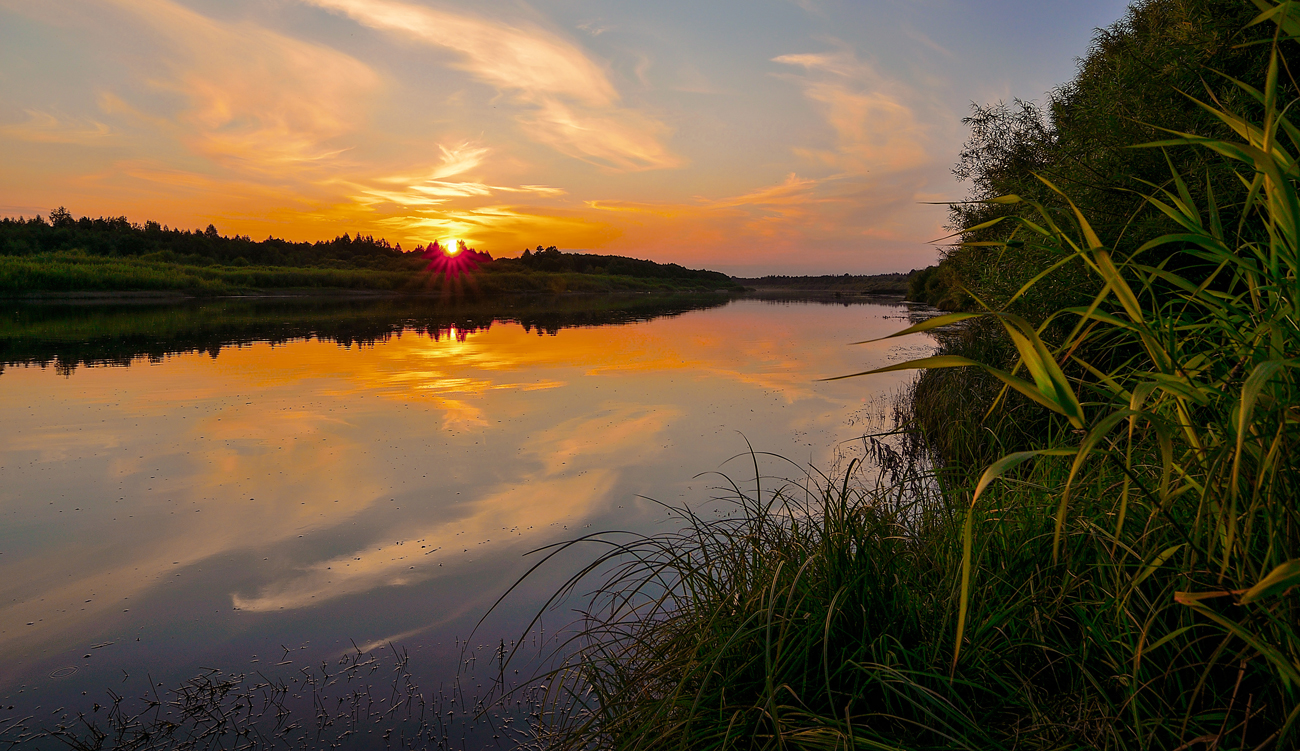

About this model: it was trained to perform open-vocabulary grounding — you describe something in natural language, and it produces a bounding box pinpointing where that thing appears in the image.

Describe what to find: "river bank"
[505,3,1300,748]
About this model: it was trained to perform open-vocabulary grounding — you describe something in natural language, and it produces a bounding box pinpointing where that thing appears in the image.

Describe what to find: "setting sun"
[444,240,461,256]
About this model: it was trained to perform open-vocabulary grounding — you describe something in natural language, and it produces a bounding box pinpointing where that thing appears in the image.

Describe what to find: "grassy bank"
[0,252,416,293]
[0,251,742,296]
[508,3,1299,748]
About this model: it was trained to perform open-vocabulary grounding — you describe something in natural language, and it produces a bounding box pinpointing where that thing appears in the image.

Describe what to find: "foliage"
[500,245,735,286]
[741,272,915,295]
[0,211,744,294]
[923,0,1290,318]
[0,252,418,294]
[511,4,1300,748]
[0,212,420,272]
[0,241,740,296]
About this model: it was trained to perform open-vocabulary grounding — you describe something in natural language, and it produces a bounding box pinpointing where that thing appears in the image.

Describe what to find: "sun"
[444,239,461,256]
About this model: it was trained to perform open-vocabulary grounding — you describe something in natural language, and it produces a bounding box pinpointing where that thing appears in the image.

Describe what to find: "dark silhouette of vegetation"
[0,213,741,294]
[910,0,1290,316]
[0,294,734,375]
[0,212,417,271]
[908,0,1299,469]
[499,245,733,285]
[737,272,915,295]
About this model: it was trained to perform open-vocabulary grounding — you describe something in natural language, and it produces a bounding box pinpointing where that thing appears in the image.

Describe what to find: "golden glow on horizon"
[444,240,461,256]
[0,0,964,274]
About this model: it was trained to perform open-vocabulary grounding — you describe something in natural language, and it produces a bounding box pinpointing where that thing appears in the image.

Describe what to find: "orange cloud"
[773,48,932,175]
[0,110,113,145]
[108,0,381,174]
[303,0,681,171]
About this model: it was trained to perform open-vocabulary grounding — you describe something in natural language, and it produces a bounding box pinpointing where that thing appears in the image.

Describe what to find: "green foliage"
[0,213,419,272]
[930,0,1290,318]
[740,273,914,295]
[499,245,735,286]
[0,252,415,294]
[512,4,1300,748]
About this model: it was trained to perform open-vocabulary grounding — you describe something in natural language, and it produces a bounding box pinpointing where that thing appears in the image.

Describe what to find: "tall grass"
[0,252,741,295]
[507,6,1299,749]
[0,252,416,293]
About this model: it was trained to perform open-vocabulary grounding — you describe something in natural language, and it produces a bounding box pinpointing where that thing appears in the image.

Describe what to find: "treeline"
[911,0,1289,469]
[738,272,914,294]
[0,209,421,272]
[496,245,733,284]
[911,0,1285,317]
[0,212,743,293]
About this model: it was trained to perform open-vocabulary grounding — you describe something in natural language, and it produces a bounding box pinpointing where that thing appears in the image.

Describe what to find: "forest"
[0,214,739,294]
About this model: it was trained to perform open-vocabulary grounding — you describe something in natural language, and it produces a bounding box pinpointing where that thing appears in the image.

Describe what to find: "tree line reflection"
[0,293,734,375]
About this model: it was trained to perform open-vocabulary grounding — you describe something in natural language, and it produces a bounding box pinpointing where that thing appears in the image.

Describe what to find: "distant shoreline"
[0,287,742,304]
[0,287,915,306]
[733,272,914,296]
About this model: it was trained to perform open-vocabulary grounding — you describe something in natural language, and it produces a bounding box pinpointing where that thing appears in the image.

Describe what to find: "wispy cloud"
[302,0,680,171]
[108,0,380,174]
[359,143,566,209]
[378,142,490,184]
[773,47,931,174]
[577,19,611,36]
[0,110,113,145]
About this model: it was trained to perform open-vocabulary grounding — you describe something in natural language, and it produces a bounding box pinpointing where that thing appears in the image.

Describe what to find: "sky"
[0,0,1132,275]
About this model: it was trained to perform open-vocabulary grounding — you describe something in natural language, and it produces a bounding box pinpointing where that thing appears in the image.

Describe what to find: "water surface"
[0,295,932,740]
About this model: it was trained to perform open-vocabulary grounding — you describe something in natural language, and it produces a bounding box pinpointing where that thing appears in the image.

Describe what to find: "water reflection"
[0,293,733,374]
[0,296,933,724]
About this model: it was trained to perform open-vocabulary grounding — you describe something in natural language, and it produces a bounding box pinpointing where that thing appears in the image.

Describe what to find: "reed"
[510,5,1299,748]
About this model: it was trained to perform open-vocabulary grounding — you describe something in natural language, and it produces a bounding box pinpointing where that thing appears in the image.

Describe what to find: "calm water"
[0,295,932,745]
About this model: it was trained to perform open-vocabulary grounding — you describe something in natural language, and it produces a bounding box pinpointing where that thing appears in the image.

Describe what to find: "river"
[0,294,932,747]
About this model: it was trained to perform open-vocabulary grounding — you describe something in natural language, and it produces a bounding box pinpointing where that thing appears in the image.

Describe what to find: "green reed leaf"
[1134,544,1186,589]
[955,448,1074,674]
[952,507,974,677]
[995,314,1086,428]
[848,312,984,345]
[1176,597,1300,688]
[1232,359,1299,491]
[1239,559,1300,603]
[1248,0,1300,38]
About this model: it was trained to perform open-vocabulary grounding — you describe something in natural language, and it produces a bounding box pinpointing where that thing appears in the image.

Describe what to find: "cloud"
[588,172,834,243]
[577,19,611,36]
[302,0,680,171]
[0,110,113,145]
[379,142,491,184]
[773,48,931,175]
[106,0,381,174]
[356,143,567,210]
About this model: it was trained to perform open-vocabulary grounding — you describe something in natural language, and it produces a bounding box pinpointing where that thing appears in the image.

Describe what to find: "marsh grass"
[507,6,1299,748]
[0,252,741,296]
[0,252,418,294]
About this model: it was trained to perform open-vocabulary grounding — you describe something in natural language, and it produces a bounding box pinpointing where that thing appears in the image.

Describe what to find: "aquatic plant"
[509,4,1300,748]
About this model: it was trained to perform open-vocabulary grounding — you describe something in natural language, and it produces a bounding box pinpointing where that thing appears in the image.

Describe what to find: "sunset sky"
[0,0,1130,275]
